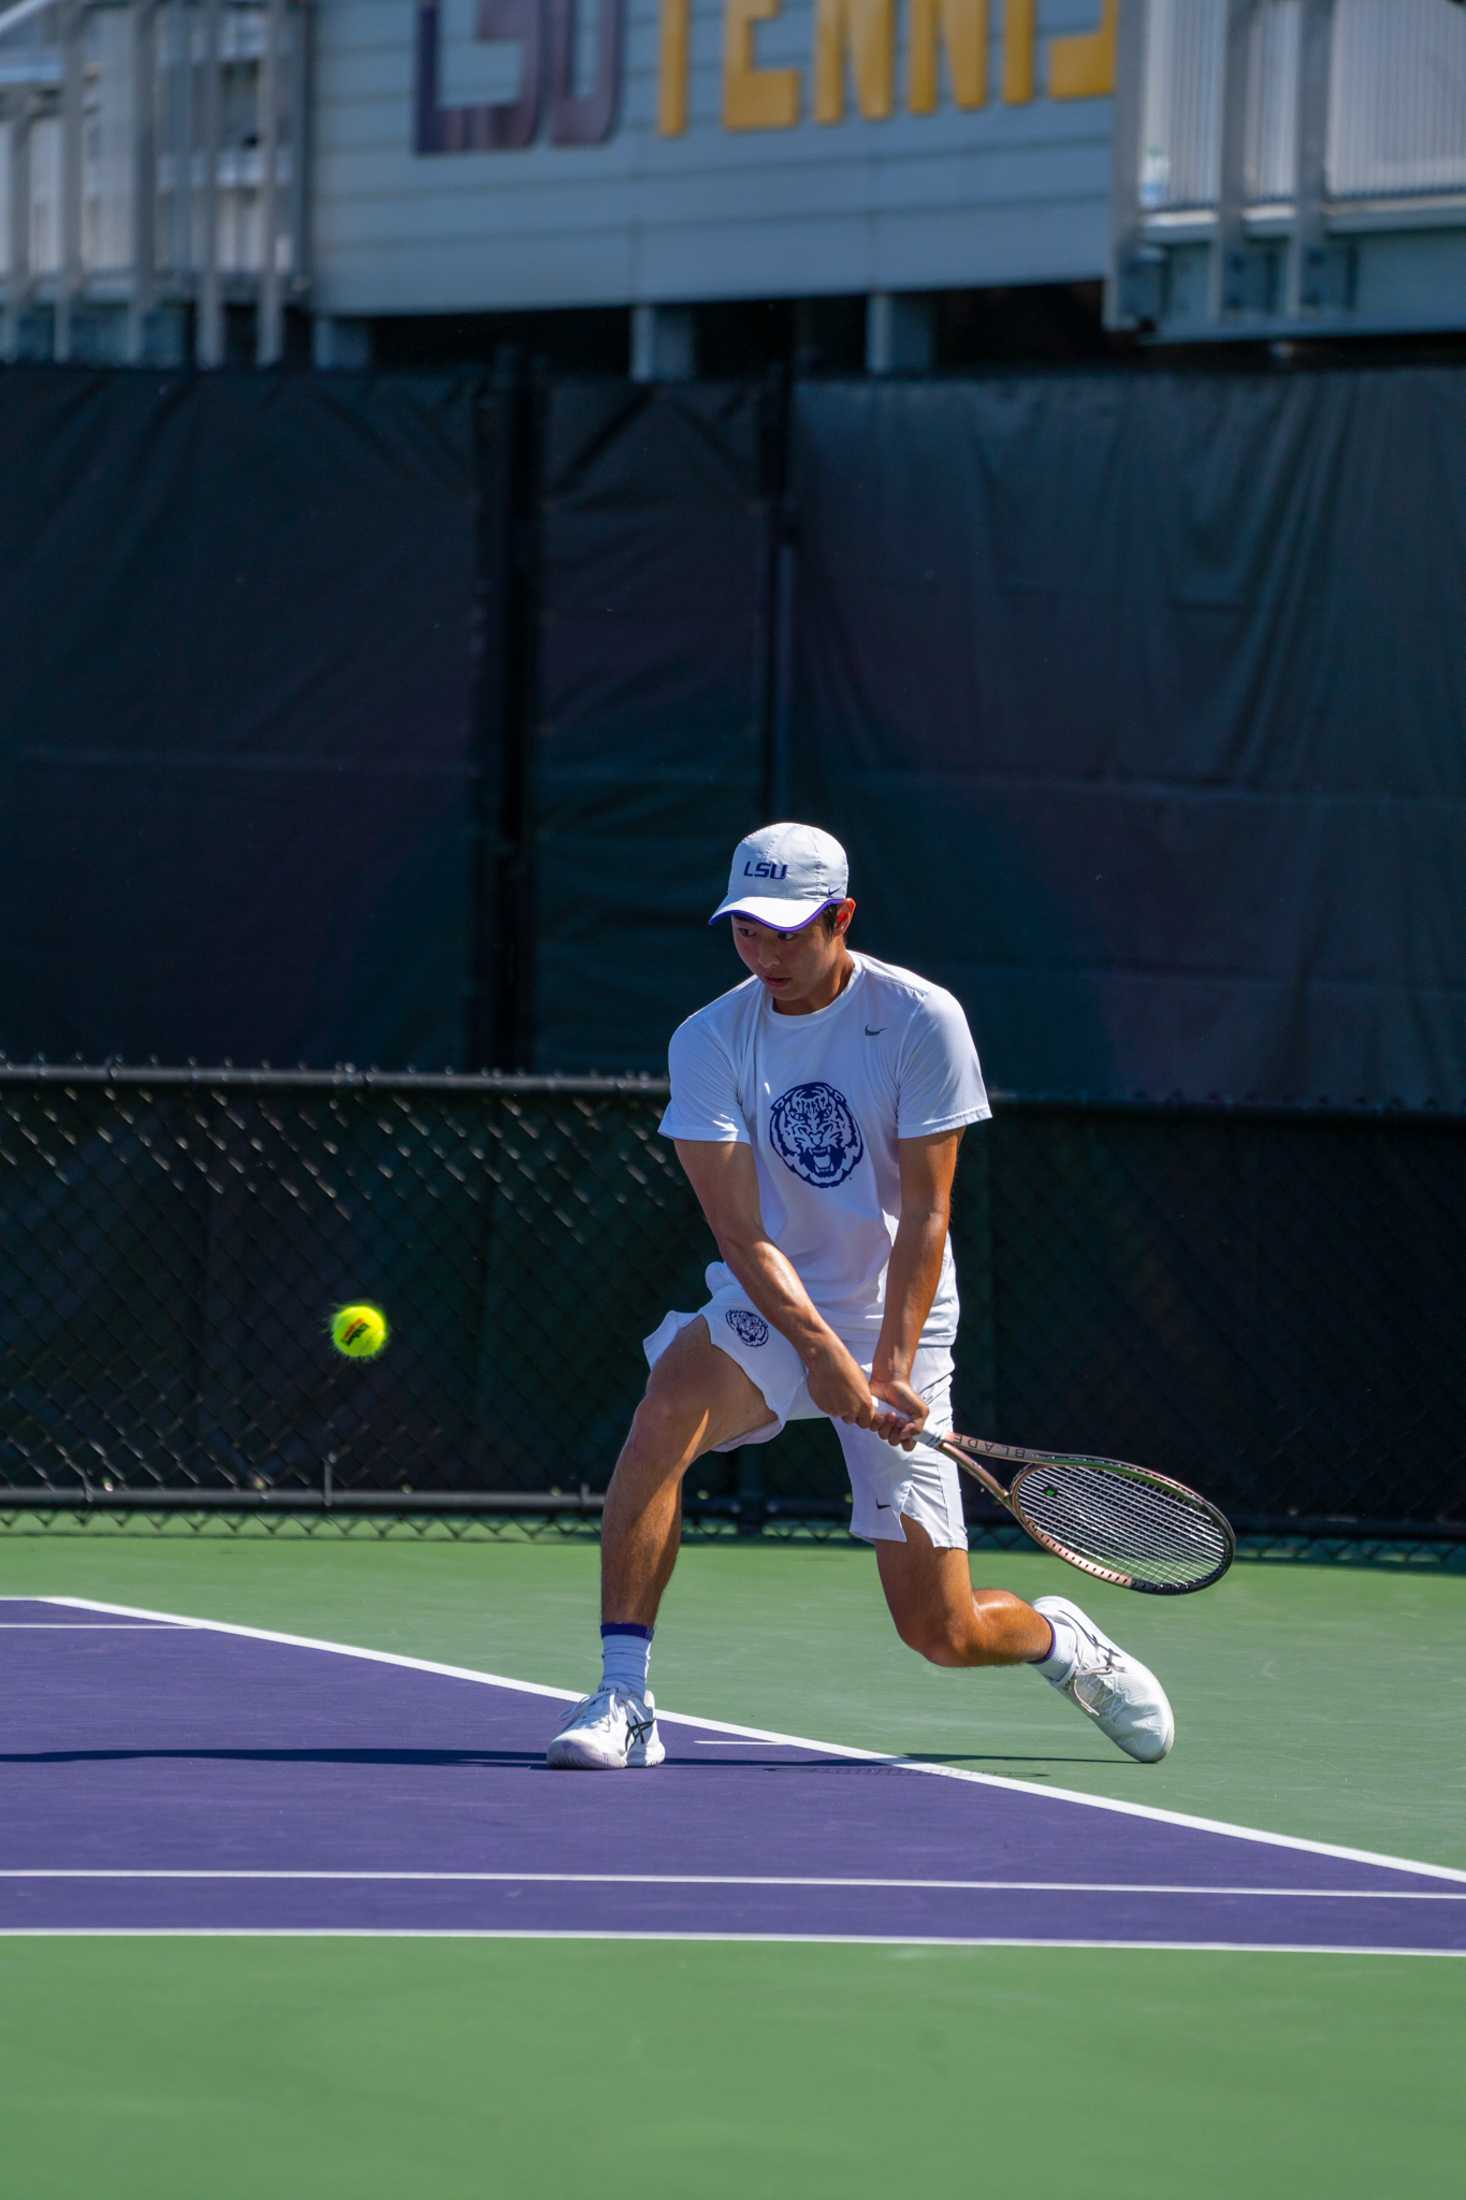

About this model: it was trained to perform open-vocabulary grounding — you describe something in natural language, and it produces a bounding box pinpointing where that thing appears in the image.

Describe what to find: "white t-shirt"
[659,952,990,1349]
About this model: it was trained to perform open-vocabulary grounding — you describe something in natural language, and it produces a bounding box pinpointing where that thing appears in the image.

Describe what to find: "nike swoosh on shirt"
[864,1026,885,1036]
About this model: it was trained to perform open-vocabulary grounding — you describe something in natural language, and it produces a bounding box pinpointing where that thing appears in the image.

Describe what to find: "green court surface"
[4,1939,1459,2200]
[3,1531,1462,2198]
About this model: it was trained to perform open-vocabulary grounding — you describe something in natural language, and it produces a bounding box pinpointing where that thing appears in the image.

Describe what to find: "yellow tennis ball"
[329,1303,389,1359]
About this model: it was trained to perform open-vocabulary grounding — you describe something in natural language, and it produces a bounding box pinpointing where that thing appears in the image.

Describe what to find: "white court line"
[35,1595,1466,1889]
[2,1870,1463,1899]
[1,1927,1461,1957]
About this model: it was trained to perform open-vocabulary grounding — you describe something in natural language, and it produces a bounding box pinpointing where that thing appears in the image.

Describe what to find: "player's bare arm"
[871,1128,965,1445]
[674,1137,879,1429]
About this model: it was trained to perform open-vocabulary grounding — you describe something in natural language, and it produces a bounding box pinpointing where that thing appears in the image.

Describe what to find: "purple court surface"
[3,1596,1463,1954]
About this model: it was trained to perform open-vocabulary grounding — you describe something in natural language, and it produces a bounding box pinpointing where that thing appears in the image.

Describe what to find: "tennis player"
[548,823,1174,1770]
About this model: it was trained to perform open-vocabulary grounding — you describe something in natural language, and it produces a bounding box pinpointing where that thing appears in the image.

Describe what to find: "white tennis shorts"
[642,1277,967,1550]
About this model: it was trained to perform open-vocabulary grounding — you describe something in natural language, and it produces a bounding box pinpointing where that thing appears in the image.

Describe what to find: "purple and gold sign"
[415,0,626,153]
[414,0,1116,158]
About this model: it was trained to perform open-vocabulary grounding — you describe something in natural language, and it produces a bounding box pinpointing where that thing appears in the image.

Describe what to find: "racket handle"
[910,1426,1012,1512]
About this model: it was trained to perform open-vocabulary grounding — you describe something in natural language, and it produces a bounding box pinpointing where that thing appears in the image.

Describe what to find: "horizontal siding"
[316,233,640,312]
[316,196,1107,314]
[1351,230,1466,322]
[313,140,1108,241]
[312,0,1116,312]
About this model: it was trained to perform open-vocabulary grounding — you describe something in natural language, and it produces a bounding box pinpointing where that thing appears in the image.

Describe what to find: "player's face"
[730,903,855,1014]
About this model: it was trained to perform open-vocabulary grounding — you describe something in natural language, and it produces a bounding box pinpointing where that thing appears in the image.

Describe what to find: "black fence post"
[755,362,796,824]
[468,346,544,1075]
[730,365,799,1537]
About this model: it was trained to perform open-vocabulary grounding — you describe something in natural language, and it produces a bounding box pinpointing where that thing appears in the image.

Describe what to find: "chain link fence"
[2,1068,1462,1547]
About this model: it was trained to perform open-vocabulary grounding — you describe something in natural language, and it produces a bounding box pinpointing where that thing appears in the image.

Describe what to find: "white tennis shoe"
[1032,1595,1175,1763]
[545,1685,666,1770]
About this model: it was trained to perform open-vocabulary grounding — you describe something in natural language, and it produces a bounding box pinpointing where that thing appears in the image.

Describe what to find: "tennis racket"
[909,1426,1234,1595]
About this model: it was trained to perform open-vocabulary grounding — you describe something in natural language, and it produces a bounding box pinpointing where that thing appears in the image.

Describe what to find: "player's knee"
[894,1601,997,1668]
[892,1610,966,1667]
[921,1627,975,1669]
[622,1390,700,1478]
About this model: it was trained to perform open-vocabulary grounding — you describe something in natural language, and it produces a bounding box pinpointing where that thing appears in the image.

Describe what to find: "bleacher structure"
[1110,0,1466,337]
[0,0,1463,366]
[0,0,304,363]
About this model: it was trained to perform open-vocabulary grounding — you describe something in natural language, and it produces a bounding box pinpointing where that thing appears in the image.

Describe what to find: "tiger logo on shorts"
[769,1080,865,1188]
[726,1309,770,1347]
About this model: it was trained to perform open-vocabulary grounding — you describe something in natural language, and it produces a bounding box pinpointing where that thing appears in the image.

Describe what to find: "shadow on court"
[892,1753,1112,1768]
[0,1746,1113,1769]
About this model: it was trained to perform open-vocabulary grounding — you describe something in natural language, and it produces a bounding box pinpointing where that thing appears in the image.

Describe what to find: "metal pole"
[1208,0,1257,323]
[127,0,158,360]
[255,0,284,360]
[1287,0,1336,317]
[1105,0,1153,327]
[757,369,792,827]
[286,0,309,299]
[55,0,83,359]
[195,0,222,364]
[166,0,188,279]
[485,352,543,1074]
[2,90,33,358]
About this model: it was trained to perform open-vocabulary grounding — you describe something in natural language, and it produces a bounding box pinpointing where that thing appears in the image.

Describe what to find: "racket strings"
[1013,1463,1231,1589]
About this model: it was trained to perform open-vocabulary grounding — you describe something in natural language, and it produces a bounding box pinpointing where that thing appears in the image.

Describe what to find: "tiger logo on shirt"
[769,1081,865,1188]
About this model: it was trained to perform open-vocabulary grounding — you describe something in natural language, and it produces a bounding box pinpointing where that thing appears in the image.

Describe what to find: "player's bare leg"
[876,1515,1175,1760]
[547,1322,773,1767]
[875,1514,1053,1665]
[601,1315,774,1627]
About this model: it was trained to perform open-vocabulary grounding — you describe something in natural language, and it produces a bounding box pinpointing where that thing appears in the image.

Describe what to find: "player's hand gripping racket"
[908,1426,1234,1594]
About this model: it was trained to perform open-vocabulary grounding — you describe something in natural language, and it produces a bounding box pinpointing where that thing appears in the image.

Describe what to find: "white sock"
[599,1624,652,1698]
[1033,1612,1080,1682]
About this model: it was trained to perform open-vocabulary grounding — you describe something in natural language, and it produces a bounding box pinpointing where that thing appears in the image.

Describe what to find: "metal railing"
[1329,0,1466,198]
[1113,0,1466,332]
[0,0,308,364]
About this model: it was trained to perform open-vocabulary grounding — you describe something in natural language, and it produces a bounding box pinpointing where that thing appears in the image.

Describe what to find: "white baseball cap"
[709,822,850,929]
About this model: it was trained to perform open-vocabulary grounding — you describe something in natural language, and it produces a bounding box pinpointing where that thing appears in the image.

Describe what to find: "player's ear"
[835,898,856,934]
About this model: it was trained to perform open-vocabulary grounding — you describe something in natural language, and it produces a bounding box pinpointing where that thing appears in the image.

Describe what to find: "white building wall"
[311,0,1121,315]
